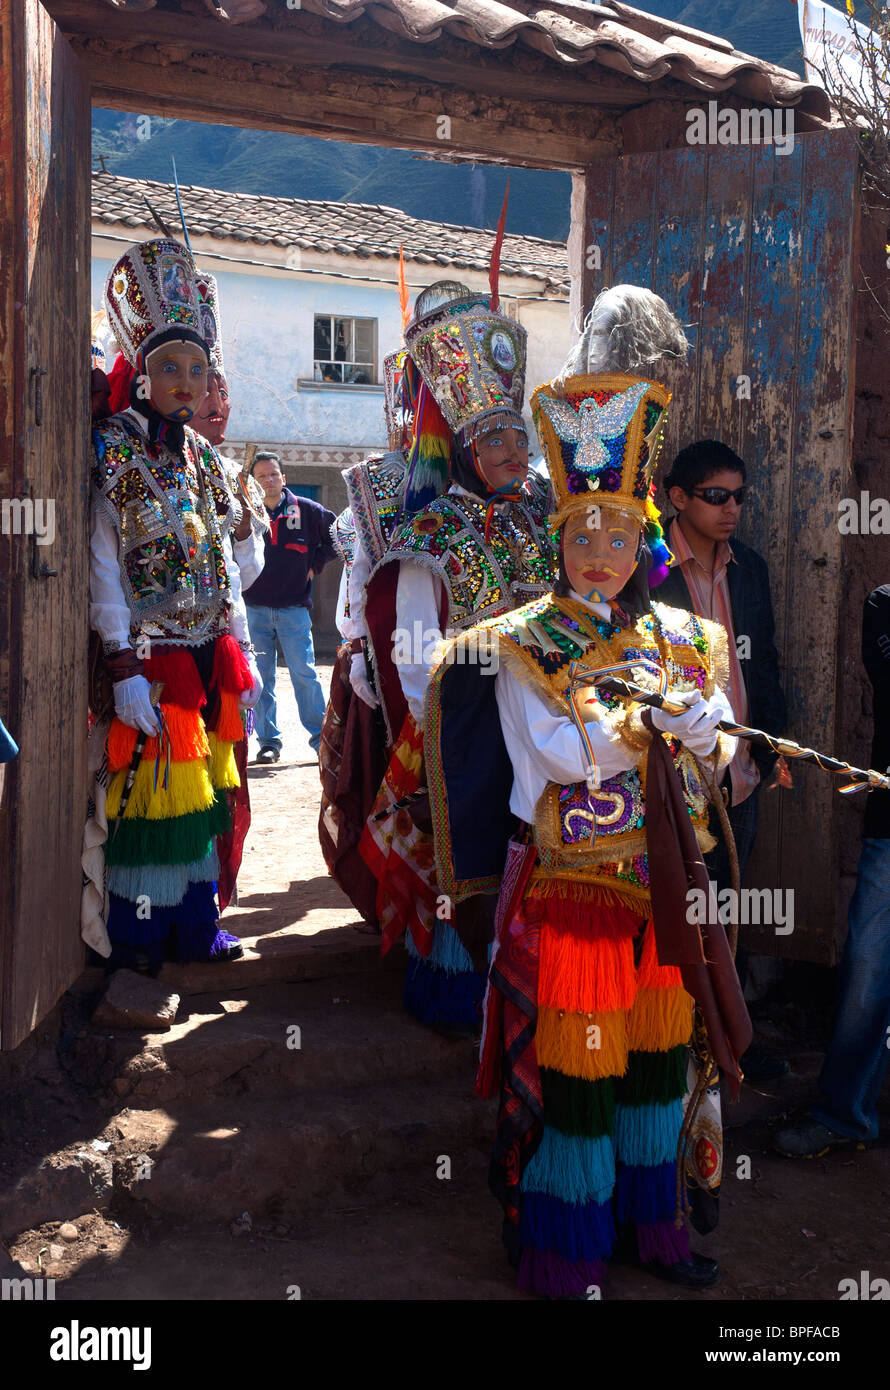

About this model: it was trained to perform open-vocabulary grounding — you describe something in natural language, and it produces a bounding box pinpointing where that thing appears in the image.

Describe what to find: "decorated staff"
[589,675,890,794]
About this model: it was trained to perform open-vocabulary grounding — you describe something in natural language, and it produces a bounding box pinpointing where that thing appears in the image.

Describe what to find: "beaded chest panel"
[93,415,235,646]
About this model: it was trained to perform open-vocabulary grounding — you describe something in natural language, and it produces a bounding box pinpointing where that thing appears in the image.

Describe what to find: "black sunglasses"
[690,486,747,507]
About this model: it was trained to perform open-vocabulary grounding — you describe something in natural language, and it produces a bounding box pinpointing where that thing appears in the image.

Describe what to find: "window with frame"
[313,315,377,384]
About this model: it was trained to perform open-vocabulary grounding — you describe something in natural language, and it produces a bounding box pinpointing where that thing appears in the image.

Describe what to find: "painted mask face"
[563,506,641,602]
[144,342,209,423]
[194,371,230,445]
[473,425,529,493]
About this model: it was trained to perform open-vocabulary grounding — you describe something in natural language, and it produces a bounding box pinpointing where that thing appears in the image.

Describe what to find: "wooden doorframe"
[0,0,91,1050]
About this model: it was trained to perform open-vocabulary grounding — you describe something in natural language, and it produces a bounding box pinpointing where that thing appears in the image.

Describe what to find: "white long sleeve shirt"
[494,590,737,822]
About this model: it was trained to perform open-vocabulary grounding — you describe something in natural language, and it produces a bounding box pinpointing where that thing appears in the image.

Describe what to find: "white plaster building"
[91,171,571,647]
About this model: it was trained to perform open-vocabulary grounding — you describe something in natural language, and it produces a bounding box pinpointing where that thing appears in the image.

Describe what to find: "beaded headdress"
[406,285,527,446]
[194,270,225,376]
[382,348,408,452]
[104,237,208,370]
[532,372,671,533]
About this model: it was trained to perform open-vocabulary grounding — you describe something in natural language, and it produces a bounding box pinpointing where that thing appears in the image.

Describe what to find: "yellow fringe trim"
[538,923,637,1014]
[535,1005,629,1082]
[528,871,651,913]
[105,757,215,822]
[207,732,240,790]
[627,983,694,1053]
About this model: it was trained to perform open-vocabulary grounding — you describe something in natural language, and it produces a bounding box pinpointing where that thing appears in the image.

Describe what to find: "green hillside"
[91,0,808,242]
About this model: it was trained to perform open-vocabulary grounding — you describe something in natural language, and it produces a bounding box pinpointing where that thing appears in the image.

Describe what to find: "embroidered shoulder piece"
[343,451,407,568]
[382,491,554,631]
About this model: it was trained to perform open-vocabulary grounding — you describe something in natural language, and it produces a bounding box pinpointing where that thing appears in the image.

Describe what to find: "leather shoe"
[642,1251,720,1289]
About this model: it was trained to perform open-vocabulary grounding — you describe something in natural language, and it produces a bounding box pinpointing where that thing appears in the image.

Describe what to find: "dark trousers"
[704,780,761,991]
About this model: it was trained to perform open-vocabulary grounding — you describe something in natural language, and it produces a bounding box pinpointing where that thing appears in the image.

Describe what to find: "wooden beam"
[44,0,656,110]
[78,46,618,170]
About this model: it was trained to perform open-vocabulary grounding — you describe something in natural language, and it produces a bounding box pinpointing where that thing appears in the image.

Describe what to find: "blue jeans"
[246,604,327,753]
[811,837,890,1142]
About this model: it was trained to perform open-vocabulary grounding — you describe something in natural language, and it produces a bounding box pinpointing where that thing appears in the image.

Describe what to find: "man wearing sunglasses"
[658,439,788,1083]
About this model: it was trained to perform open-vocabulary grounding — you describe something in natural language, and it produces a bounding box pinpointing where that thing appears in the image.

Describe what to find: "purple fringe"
[636,1219,691,1266]
[518,1248,608,1299]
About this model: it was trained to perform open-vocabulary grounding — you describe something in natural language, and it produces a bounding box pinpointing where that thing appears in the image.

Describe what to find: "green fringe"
[619,1045,688,1109]
[540,1067,616,1140]
[105,793,231,868]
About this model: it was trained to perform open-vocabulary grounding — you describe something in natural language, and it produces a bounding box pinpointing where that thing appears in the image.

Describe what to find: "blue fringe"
[106,879,220,956]
[519,1190,616,1264]
[106,848,219,907]
[614,1100,684,1168]
[615,1161,676,1228]
[403,957,484,1027]
[520,1126,615,1207]
[404,919,475,974]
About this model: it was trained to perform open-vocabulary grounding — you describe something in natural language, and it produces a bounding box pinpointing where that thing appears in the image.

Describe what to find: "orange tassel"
[637,918,684,992]
[627,983,693,1053]
[535,1005,628,1082]
[216,689,245,744]
[538,920,636,1014]
[106,704,210,773]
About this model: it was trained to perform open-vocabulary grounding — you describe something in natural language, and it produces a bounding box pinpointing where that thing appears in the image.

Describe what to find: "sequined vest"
[380,475,556,631]
[92,412,235,647]
[343,451,408,569]
[490,594,730,907]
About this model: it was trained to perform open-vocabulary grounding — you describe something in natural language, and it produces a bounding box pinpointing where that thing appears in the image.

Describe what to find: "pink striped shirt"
[667,518,759,806]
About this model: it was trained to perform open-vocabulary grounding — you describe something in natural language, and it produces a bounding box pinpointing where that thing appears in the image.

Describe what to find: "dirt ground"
[3,665,890,1303]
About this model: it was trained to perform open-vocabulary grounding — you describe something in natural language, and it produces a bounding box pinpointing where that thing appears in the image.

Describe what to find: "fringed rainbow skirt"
[518,887,693,1298]
[361,713,485,1030]
[103,634,252,971]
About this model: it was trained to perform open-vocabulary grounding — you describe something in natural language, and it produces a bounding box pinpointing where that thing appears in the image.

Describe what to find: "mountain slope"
[91,0,809,241]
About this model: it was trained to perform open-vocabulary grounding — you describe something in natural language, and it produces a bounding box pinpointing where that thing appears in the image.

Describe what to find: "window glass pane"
[320,362,343,383]
[334,318,350,361]
[346,365,371,384]
[354,319,375,363]
[314,317,331,358]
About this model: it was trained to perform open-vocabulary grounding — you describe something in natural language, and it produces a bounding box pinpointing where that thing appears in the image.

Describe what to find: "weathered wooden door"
[0,0,90,1047]
[582,131,859,963]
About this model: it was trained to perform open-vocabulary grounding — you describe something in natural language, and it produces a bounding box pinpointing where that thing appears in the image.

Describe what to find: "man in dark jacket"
[658,440,787,1079]
[244,453,337,761]
[777,586,890,1155]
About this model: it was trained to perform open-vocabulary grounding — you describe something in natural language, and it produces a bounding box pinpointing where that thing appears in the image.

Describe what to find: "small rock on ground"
[93,970,180,1031]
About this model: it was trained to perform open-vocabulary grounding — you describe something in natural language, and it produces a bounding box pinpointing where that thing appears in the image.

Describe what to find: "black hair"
[250,451,281,476]
[663,440,746,497]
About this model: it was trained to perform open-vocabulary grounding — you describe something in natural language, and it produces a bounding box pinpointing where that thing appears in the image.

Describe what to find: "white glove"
[113,674,160,736]
[650,689,723,756]
[349,651,379,709]
[239,655,263,709]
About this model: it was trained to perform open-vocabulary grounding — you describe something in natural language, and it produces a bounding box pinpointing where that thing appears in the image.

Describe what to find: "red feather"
[489,181,510,312]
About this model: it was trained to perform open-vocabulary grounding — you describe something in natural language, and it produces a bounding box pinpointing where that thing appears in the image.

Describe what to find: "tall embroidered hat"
[104,238,208,370]
[532,372,671,533]
[194,270,225,376]
[405,284,527,446]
